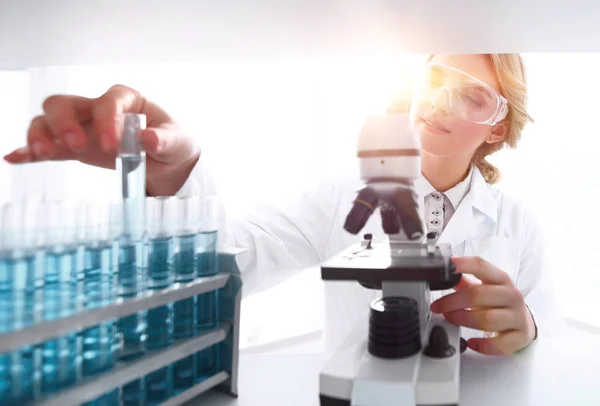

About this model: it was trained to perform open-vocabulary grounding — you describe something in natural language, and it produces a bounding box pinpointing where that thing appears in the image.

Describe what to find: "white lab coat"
[177,157,566,354]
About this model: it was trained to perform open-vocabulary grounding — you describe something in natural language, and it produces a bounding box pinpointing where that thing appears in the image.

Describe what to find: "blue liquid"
[196,292,219,382]
[171,234,198,393]
[195,231,220,381]
[0,252,39,403]
[174,234,197,339]
[42,248,80,393]
[196,345,218,381]
[145,237,174,403]
[173,356,196,394]
[146,237,174,349]
[196,231,218,330]
[122,379,146,406]
[118,153,148,406]
[117,242,147,361]
[145,366,173,405]
[196,231,218,278]
[84,388,120,406]
[82,244,118,376]
[0,354,9,403]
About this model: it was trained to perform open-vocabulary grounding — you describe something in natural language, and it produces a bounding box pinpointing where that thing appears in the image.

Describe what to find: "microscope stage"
[321,241,459,288]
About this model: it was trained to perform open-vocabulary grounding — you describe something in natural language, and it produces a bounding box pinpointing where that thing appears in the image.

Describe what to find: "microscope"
[318,110,463,406]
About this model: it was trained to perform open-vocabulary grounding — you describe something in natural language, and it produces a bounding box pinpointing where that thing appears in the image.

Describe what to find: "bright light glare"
[323,53,424,118]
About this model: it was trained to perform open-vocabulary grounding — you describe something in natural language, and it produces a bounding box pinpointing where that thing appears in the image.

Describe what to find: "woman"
[3,53,565,355]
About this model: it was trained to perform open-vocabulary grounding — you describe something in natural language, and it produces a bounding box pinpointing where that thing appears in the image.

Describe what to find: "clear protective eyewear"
[413,62,509,126]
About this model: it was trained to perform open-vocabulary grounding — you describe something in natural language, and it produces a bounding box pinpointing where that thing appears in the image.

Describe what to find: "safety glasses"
[412,62,509,126]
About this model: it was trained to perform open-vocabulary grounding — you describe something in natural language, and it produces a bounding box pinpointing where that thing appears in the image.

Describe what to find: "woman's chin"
[419,137,457,157]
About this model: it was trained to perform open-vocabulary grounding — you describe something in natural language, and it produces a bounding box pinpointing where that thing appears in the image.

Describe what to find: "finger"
[141,126,199,164]
[451,256,511,285]
[453,273,482,291]
[26,115,59,160]
[3,145,75,164]
[443,308,519,332]
[92,84,146,153]
[467,330,527,355]
[42,95,93,152]
[3,147,35,163]
[430,285,515,313]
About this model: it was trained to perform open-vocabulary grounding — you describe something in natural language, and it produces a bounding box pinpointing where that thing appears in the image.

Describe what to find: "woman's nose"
[429,87,451,113]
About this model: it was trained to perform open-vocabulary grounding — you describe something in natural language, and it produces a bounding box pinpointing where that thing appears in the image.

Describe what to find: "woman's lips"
[421,117,450,134]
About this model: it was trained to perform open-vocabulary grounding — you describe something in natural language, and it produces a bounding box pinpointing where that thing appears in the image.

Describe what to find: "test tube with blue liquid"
[172,195,199,393]
[117,113,148,406]
[144,196,175,404]
[0,201,42,403]
[196,196,220,381]
[40,200,82,394]
[79,200,120,406]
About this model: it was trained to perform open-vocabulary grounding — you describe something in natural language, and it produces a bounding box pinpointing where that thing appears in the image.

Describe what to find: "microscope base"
[319,313,460,406]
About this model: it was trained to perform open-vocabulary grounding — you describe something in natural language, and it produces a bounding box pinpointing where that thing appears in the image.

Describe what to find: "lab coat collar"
[469,166,498,223]
[414,165,498,248]
[414,164,473,211]
[444,165,473,211]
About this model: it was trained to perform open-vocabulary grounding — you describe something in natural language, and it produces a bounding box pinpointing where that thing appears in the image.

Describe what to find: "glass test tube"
[116,113,148,406]
[40,200,81,394]
[172,195,200,393]
[0,201,42,403]
[195,196,220,381]
[80,200,119,377]
[144,197,175,405]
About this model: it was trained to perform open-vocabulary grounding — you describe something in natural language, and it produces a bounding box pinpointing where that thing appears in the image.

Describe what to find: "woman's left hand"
[430,256,537,355]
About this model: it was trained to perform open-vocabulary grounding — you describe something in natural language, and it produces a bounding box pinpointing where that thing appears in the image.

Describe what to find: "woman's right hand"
[3,84,200,196]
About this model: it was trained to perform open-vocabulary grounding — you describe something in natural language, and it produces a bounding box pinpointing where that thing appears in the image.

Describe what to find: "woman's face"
[409,54,506,158]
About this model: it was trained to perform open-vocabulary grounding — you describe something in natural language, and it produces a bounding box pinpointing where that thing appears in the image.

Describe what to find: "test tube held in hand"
[116,113,148,406]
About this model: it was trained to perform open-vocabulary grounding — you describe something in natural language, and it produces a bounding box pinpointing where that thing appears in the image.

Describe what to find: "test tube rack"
[0,248,244,406]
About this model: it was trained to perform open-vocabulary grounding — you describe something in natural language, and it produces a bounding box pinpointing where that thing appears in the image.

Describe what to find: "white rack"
[0,248,244,406]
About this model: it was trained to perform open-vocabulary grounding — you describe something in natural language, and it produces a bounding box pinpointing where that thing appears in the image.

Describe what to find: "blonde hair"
[423,54,534,184]
[473,54,534,184]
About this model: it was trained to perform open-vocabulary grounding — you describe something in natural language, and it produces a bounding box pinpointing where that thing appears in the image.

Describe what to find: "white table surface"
[189,334,600,405]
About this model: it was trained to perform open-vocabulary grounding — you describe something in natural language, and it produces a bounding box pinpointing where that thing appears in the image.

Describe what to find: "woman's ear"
[485,121,508,144]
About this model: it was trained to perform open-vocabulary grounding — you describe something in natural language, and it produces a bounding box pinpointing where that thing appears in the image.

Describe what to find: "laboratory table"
[188,335,600,405]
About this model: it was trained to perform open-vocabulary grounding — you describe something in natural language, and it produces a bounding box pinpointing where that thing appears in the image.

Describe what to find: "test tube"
[144,197,175,405]
[40,200,81,394]
[0,201,42,403]
[80,200,119,378]
[195,196,220,381]
[172,195,199,393]
[0,202,10,403]
[116,113,148,406]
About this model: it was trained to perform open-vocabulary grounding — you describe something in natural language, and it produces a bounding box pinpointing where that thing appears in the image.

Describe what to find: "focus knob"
[424,325,455,358]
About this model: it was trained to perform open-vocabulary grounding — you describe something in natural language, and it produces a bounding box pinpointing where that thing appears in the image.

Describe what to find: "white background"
[1,52,600,350]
